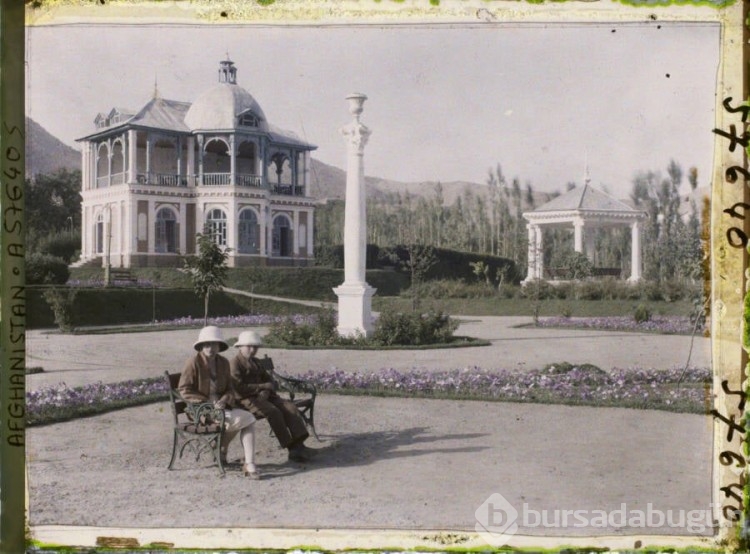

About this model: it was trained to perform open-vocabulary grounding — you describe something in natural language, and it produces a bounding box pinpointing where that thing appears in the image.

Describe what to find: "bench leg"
[168,430,179,470]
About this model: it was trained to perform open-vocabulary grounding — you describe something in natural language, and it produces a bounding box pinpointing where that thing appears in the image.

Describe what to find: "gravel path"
[25,316,714,545]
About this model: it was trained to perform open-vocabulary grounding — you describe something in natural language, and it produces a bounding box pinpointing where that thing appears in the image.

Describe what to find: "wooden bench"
[165,358,319,473]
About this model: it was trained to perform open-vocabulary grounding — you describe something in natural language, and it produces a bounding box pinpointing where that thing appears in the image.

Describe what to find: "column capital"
[340,122,371,154]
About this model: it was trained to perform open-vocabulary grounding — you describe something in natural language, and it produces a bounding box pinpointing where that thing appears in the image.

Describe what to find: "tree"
[402,243,437,312]
[26,169,82,253]
[182,229,231,325]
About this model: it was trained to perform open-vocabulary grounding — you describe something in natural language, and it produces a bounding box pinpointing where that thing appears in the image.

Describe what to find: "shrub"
[634,304,652,323]
[26,253,70,285]
[373,310,458,346]
[39,231,81,264]
[520,280,556,300]
[42,287,78,332]
[577,281,604,301]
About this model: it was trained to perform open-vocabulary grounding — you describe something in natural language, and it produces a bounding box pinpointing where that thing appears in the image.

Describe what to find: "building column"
[259,138,266,186]
[260,203,268,257]
[146,201,156,255]
[629,220,643,282]
[179,201,187,256]
[291,150,298,187]
[229,134,236,186]
[226,201,237,266]
[128,130,137,183]
[81,142,89,191]
[187,136,195,186]
[82,205,89,260]
[107,139,113,187]
[573,219,584,253]
[176,136,182,184]
[293,210,300,256]
[197,134,204,186]
[145,135,152,179]
[307,208,315,258]
[333,93,376,338]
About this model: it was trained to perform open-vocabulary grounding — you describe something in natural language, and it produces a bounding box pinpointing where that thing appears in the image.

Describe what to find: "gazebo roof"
[531,184,637,213]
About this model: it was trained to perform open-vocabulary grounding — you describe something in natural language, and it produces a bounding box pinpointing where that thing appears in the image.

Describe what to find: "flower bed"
[300,365,711,414]
[26,364,711,427]
[534,315,703,335]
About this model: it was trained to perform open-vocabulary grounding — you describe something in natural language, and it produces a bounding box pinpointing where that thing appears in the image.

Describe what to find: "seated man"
[179,325,260,479]
[230,330,316,462]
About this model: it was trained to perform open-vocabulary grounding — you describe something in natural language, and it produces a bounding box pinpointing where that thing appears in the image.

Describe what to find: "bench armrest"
[271,370,317,399]
[184,401,226,427]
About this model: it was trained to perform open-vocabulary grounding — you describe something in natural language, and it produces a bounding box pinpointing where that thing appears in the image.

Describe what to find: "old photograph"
[24,20,719,546]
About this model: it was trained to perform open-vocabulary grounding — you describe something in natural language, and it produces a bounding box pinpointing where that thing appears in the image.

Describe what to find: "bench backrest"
[165,371,188,422]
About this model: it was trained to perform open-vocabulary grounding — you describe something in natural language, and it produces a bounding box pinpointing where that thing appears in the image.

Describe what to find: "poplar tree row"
[314,160,704,283]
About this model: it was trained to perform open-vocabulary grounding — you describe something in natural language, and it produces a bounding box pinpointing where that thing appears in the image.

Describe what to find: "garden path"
[25,315,715,549]
[25,316,711,392]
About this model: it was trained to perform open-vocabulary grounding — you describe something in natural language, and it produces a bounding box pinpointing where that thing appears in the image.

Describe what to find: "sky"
[26,22,720,198]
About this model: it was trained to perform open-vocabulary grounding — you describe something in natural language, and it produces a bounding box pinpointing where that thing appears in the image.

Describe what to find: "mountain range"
[25,117,548,208]
[25,118,707,213]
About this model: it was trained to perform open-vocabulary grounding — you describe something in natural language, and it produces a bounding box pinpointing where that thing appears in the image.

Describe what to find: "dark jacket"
[178,352,234,407]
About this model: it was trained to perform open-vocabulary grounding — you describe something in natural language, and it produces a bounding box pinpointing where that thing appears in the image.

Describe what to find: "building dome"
[184,59,268,132]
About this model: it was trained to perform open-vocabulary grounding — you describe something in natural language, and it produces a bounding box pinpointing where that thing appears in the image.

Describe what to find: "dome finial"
[218,56,237,85]
[153,72,160,99]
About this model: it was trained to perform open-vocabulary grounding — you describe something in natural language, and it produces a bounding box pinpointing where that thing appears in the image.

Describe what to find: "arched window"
[155,208,178,253]
[95,212,104,254]
[206,208,227,247]
[238,209,260,254]
[272,214,293,257]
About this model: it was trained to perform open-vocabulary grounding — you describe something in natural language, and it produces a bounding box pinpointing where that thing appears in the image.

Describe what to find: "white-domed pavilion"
[77,58,317,268]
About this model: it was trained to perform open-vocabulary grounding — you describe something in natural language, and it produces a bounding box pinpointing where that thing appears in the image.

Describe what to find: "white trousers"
[223,409,257,467]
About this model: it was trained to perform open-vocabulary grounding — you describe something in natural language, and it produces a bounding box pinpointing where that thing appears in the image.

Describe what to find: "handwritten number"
[726,166,750,183]
[721,380,747,411]
[723,97,750,122]
[726,228,748,248]
[713,125,750,152]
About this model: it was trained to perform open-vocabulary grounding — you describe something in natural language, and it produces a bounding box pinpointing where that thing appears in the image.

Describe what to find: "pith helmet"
[193,325,229,352]
[235,330,263,347]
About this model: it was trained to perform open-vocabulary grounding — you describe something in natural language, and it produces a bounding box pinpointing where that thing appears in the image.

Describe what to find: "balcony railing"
[202,173,231,186]
[271,184,305,196]
[236,173,262,188]
[136,173,187,187]
[95,173,126,187]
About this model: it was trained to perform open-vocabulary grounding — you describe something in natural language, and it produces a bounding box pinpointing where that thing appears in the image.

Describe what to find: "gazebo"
[521,184,646,283]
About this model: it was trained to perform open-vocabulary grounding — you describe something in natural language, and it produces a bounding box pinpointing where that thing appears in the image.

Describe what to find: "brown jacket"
[178,352,234,407]
[229,353,275,402]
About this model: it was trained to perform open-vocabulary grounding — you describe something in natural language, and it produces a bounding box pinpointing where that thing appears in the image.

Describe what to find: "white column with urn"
[333,93,376,338]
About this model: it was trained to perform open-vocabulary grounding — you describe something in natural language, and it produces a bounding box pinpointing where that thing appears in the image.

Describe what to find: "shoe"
[288,446,310,462]
[243,464,261,480]
[297,444,319,458]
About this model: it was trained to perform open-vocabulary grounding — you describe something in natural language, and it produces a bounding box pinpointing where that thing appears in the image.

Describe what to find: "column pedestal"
[333,282,377,337]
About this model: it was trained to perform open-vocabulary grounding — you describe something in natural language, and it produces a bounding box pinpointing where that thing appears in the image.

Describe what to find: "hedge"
[26,286,320,330]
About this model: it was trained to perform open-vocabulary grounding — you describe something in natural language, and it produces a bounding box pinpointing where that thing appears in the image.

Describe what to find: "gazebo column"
[523,223,545,283]
[534,224,544,279]
[629,220,643,282]
[524,223,536,282]
[584,227,596,263]
[573,218,584,253]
